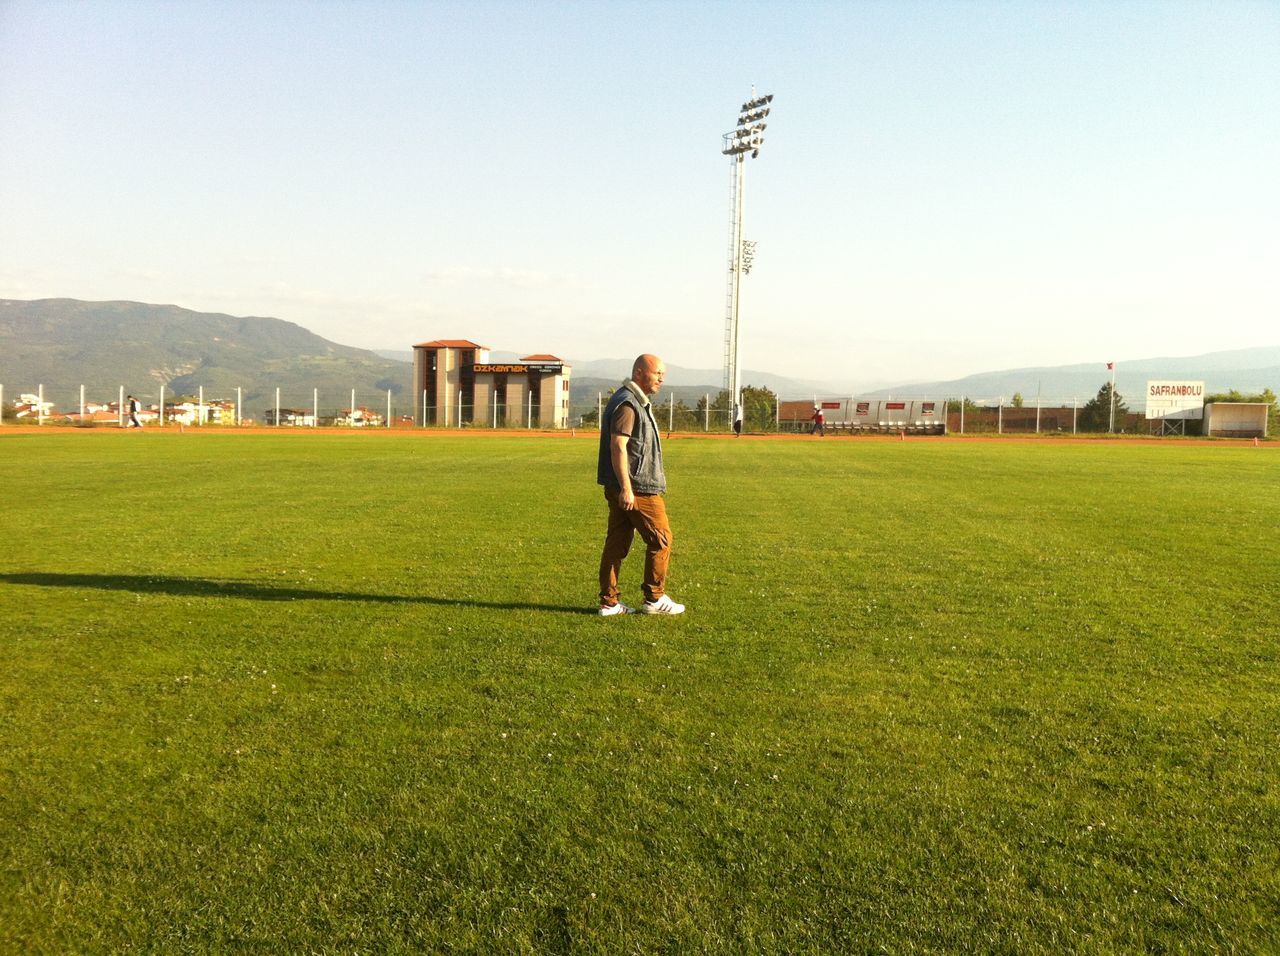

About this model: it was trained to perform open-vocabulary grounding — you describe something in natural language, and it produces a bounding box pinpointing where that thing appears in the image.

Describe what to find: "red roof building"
[414,339,489,350]
[411,340,572,429]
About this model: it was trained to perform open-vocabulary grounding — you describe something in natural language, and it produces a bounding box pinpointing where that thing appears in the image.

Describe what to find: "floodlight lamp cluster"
[722,92,773,158]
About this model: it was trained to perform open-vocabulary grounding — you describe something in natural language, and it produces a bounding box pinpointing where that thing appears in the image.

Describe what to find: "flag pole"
[1108,362,1116,433]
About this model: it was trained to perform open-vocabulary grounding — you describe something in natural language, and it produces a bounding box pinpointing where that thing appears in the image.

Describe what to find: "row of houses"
[7,394,238,426]
[6,393,403,427]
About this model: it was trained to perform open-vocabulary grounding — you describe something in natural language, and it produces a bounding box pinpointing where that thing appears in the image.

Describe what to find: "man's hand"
[610,433,636,509]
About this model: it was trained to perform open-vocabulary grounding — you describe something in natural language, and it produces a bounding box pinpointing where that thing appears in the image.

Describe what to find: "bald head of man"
[631,354,666,397]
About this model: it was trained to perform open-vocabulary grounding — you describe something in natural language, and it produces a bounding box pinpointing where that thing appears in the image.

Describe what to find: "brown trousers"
[599,488,672,605]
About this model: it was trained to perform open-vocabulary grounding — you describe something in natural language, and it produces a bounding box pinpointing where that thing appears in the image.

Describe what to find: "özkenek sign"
[470,363,563,374]
[1146,380,1205,419]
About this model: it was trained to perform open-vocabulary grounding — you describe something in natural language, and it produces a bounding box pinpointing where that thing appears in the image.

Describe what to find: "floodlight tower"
[721,90,773,432]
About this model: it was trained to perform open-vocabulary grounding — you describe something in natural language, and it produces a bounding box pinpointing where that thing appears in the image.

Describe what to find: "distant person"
[811,405,825,437]
[596,353,685,616]
[126,395,142,428]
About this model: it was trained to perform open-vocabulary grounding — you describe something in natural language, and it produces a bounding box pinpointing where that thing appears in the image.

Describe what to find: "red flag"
[1106,362,1114,370]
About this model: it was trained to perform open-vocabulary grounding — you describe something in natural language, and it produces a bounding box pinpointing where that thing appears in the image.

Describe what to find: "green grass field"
[2,431,1277,953]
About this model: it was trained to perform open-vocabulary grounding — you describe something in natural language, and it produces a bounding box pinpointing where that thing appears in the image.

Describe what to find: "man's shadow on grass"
[0,572,588,614]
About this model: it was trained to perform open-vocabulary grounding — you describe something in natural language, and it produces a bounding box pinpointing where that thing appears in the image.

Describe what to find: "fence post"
[998,397,1003,435]
[275,387,280,427]
[422,389,428,428]
[313,388,318,427]
[459,390,464,428]
[351,389,356,427]
[960,396,965,434]
[0,384,4,424]
[199,386,205,426]
[79,383,85,421]
[1036,394,1041,434]
[597,392,602,427]
[387,389,392,428]
[527,392,532,429]
[493,398,498,429]
[159,385,165,426]
[39,383,45,425]
[119,386,124,428]
[1073,398,1077,434]
[669,392,674,432]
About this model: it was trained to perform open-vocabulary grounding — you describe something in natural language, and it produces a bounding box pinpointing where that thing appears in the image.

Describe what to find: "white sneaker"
[598,602,633,617]
[640,595,685,615]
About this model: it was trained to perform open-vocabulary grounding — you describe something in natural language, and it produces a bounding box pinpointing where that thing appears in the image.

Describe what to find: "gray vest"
[597,384,666,495]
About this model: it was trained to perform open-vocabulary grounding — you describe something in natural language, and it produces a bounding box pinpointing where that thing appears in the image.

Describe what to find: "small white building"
[265,408,316,427]
[336,406,383,428]
[15,393,56,419]
[167,400,234,425]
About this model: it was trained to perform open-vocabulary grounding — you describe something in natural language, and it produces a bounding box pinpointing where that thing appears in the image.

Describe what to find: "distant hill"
[565,361,839,414]
[560,356,851,398]
[372,345,1280,412]
[375,348,849,407]
[6,299,1275,417]
[861,348,1280,405]
[1,299,824,420]
[0,299,409,412]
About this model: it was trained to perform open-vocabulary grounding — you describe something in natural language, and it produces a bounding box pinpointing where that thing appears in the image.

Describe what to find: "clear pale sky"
[2,0,1276,386]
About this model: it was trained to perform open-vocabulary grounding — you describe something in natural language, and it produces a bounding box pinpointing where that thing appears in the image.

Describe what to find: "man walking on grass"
[596,353,685,616]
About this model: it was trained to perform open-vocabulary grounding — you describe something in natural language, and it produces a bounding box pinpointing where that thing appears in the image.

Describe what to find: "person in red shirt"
[810,405,825,437]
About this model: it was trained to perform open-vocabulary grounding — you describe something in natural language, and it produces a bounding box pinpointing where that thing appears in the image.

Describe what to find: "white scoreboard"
[1146,381,1205,420]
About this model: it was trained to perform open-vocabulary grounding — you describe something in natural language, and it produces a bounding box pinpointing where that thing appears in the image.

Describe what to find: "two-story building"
[411,339,571,428]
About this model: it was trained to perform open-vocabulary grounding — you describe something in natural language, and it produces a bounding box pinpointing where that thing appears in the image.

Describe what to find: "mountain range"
[1,299,405,410]
[2,299,1276,414]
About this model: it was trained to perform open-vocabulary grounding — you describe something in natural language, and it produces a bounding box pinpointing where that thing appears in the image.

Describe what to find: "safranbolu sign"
[1145,380,1205,420]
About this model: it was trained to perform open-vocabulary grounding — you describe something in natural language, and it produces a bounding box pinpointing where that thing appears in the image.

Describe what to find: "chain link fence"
[2,382,596,431]
[4,381,1273,436]
[779,395,1275,436]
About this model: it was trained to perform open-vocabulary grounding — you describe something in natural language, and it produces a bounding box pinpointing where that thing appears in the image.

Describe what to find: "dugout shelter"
[836,398,945,434]
[780,398,945,434]
[1202,402,1269,438]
